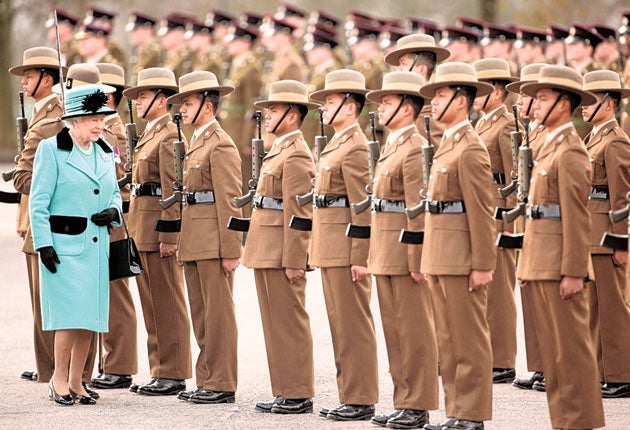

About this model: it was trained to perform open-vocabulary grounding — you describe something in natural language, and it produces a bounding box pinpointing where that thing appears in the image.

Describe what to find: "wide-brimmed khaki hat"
[420,62,495,98]
[123,68,178,99]
[9,46,67,76]
[95,63,129,89]
[384,33,451,66]
[521,65,597,106]
[473,58,518,83]
[166,71,234,104]
[583,70,630,99]
[52,63,115,94]
[309,69,368,102]
[254,80,320,109]
[366,71,427,103]
[505,63,546,94]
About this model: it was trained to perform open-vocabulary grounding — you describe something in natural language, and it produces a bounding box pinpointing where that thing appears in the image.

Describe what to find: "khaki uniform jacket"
[128,114,186,250]
[416,104,444,145]
[263,48,306,96]
[103,114,130,243]
[368,126,425,275]
[243,131,315,269]
[61,41,83,67]
[518,127,592,280]
[178,122,243,261]
[132,42,163,84]
[164,48,192,79]
[421,124,497,275]
[586,121,630,254]
[219,52,263,152]
[192,47,225,79]
[309,124,370,268]
[475,105,517,231]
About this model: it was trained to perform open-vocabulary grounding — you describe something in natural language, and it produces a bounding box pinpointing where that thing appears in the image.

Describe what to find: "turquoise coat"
[30,127,122,332]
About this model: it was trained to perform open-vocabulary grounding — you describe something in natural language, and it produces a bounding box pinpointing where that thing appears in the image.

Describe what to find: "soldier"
[419,63,497,430]
[89,63,138,390]
[158,13,194,79]
[205,9,235,50]
[274,2,308,48]
[45,8,82,67]
[308,70,378,421]
[166,71,243,404]
[518,65,605,430]
[581,70,630,399]
[186,19,223,79]
[308,9,348,67]
[82,7,128,69]
[383,33,450,143]
[565,23,604,75]
[378,25,410,60]
[473,59,518,385]
[546,24,569,66]
[242,80,317,414]
[260,16,306,95]
[363,71,439,429]
[75,22,123,67]
[504,63,548,392]
[439,26,481,64]
[481,24,518,75]
[513,26,548,67]
[126,12,163,85]
[122,68,192,395]
[592,25,624,74]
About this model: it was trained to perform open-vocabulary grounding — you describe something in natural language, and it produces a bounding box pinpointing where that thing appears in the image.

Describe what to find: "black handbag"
[109,216,143,281]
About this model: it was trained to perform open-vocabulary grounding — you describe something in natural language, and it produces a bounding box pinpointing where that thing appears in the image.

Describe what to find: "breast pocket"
[135,154,158,183]
[430,165,456,198]
[319,163,342,192]
[260,167,282,196]
[590,154,606,185]
[186,159,211,190]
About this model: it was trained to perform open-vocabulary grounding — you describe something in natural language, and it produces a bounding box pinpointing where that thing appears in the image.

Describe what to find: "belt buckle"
[185,192,195,205]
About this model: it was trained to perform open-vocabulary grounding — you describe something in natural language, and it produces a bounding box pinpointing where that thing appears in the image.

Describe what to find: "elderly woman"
[29,84,122,406]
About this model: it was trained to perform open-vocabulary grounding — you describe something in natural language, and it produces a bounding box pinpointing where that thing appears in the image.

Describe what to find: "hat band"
[476,69,512,80]
[267,92,309,103]
[584,80,622,92]
[520,73,539,82]
[23,56,59,67]
[539,76,582,91]
[137,77,177,87]
[180,80,221,94]
[382,82,422,93]
[100,73,124,86]
[398,42,437,51]
[436,72,479,84]
[324,80,366,91]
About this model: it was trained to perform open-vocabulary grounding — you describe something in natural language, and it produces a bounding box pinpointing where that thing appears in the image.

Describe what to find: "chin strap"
[142,88,162,119]
[30,68,46,99]
[586,92,609,124]
[191,91,209,126]
[407,53,420,72]
[437,87,462,122]
[540,90,566,127]
[272,104,294,134]
[327,93,350,126]
[384,94,407,127]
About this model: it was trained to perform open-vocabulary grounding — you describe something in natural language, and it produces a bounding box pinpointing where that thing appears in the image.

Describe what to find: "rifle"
[495,112,534,249]
[346,112,379,239]
[2,92,28,182]
[227,110,265,232]
[600,191,630,251]
[400,116,435,244]
[290,109,328,231]
[154,113,184,233]
[497,105,522,200]
[117,98,138,188]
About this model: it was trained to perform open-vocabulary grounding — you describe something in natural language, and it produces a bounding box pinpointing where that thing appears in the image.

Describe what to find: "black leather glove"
[38,246,60,274]
[91,208,120,226]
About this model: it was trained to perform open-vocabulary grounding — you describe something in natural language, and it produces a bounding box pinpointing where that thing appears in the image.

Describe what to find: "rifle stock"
[3,92,27,182]
[118,99,138,188]
[352,138,380,215]
[234,111,264,208]
[158,115,185,211]
[406,116,434,220]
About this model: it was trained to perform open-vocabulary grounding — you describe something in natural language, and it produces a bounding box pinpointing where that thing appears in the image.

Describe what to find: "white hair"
[63,118,82,128]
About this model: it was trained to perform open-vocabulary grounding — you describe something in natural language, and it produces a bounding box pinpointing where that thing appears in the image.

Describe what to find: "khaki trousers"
[519,283,543,372]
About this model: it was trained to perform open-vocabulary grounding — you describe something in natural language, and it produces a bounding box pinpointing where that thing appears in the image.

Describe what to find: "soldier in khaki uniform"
[513,27,548,67]
[126,13,163,85]
[89,63,138,390]
[123,68,192,395]
[364,71,439,429]
[420,63,497,430]
[158,13,194,79]
[592,26,624,74]
[75,22,123,67]
[186,20,224,79]
[581,71,630,399]
[384,33,450,144]
[166,72,243,404]
[308,70,378,421]
[439,26,481,64]
[518,65,605,430]
[82,7,128,69]
[480,24,518,75]
[565,23,604,75]
[472,59,519,385]
[242,81,317,415]
[45,8,82,67]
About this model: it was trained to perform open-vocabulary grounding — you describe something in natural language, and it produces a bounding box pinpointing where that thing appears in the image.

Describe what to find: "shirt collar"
[481,105,503,122]
[145,113,171,132]
[591,118,616,137]
[192,119,217,142]
[443,120,470,141]
[33,93,57,115]
[387,123,416,146]
[332,123,358,141]
[545,121,573,144]
[273,129,301,147]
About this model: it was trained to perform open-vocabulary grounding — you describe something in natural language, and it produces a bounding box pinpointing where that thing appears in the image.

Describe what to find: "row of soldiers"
[6,10,630,430]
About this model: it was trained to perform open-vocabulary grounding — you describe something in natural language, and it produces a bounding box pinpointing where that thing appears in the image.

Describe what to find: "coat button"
[64,226,70,232]
[92,237,98,242]
[94,189,100,195]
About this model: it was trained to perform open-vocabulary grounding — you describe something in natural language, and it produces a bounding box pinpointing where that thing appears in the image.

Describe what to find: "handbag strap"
[119,211,130,239]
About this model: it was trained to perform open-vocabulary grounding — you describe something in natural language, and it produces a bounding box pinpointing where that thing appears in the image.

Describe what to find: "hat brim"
[520,82,597,106]
[166,85,235,104]
[384,46,451,66]
[254,99,320,110]
[9,64,68,77]
[505,80,532,94]
[123,84,179,100]
[366,89,427,104]
[586,88,630,99]
[61,107,117,120]
[310,88,369,102]
[419,81,495,99]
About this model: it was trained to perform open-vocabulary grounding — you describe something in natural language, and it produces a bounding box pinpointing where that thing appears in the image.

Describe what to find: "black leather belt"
[589,185,609,202]
[314,194,349,208]
[253,194,283,211]
[425,200,466,214]
[372,198,406,213]
[526,204,561,220]
[185,190,215,205]
[131,182,162,197]
[493,173,506,185]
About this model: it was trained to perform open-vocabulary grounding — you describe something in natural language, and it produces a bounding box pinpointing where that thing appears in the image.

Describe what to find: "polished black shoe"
[386,409,429,429]
[91,373,132,389]
[513,371,544,390]
[189,389,235,404]
[319,406,331,417]
[130,378,157,393]
[255,396,283,413]
[271,397,313,414]
[177,386,203,401]
[372,410,403,427]
[137,378,186,396]
[326,404,375,421]
[601,382,630,398]
[48,381,74,406]
[82,382,100,399]
[492,368,515,384]
[69,388,97,405]
[532,379,546,392]
[21,370,38,381]
[423,417,456,430]
[444,419,484,430]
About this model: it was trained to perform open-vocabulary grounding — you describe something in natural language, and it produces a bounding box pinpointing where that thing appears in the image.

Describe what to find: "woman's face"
[73,115,106,143]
